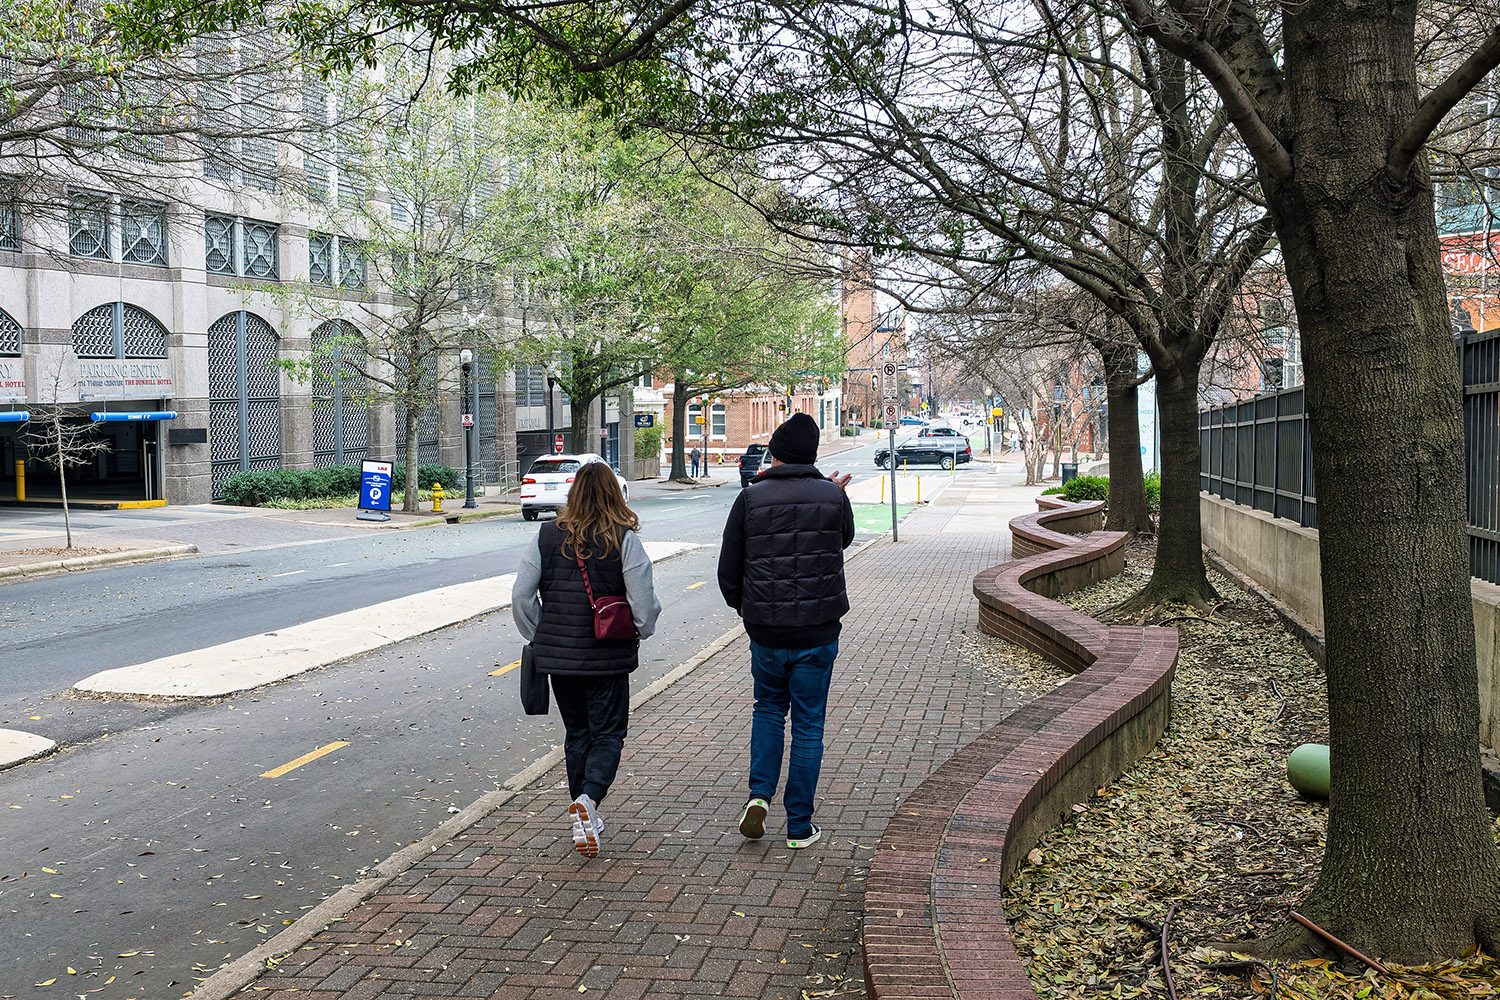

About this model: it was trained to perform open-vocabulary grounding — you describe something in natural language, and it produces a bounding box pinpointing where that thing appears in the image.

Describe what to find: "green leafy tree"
[281,79,520,511]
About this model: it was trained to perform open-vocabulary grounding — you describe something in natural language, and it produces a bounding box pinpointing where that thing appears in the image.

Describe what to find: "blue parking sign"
[360,460,393,511]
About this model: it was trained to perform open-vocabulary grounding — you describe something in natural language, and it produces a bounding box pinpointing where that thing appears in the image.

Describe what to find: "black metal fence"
[1199,385,1318,529]
[1462,328,1500,582]
[1200,328,1500,583]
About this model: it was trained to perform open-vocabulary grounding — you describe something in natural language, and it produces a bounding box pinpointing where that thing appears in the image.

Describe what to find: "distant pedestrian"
[717,413,854,849]
[690,446,702,477]
[513,461,662,857]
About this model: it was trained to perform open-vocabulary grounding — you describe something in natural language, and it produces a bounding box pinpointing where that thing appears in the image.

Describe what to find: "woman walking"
[512,461,661,857]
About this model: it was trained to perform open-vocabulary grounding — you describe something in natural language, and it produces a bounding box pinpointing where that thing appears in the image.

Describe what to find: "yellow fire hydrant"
[431,482,446,513]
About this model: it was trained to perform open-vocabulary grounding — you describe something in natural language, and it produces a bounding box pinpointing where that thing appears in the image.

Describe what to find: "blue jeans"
[749,640,838,837]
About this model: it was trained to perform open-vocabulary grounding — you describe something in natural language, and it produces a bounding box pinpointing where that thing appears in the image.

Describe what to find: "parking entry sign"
[360,460,393,511]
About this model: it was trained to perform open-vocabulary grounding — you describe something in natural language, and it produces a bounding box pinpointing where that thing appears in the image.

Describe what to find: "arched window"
[71,303,168,359]
[309,319,369,467]
[208,311,281,497]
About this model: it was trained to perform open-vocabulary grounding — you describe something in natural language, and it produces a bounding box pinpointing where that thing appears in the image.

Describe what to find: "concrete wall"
[1201,491,1500,748]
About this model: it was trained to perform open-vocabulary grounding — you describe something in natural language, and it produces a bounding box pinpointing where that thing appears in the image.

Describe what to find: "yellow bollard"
[880,475,885,504]
[431,482,446,513]
[13,459,23,501]
[917,476,921,504]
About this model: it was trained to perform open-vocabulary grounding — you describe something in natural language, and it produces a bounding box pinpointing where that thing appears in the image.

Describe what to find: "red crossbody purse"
[575,553,638,641]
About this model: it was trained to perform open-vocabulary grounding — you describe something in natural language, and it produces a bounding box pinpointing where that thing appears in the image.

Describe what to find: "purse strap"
[575,553,599,612]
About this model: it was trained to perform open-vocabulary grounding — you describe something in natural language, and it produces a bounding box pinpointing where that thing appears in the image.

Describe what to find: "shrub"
[635,426,662,460]
[1044,472,1162,514]
[1060,474,1110,502]
[1143,470,1161,513]
[219,463,458,506]
[1041,485,1065,496]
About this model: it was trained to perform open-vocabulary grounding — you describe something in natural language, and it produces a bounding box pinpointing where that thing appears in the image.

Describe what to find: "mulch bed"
[964,538,1500,1000]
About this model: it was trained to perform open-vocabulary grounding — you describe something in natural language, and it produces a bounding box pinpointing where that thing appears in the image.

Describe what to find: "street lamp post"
[460,349,477,509]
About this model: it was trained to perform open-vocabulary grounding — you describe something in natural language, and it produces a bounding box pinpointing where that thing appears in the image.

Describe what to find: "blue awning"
[90,411,178,422]
[0,411,29,423]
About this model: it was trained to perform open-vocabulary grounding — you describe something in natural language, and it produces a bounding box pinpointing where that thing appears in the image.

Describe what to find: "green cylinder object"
[1287,743,1330,799]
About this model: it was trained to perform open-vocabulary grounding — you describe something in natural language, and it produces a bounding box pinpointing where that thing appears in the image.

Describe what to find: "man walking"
[718,412,854,849]
[690,445,702,478]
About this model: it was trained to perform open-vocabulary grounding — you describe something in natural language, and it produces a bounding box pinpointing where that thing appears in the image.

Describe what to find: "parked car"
[898,415,928,426]
[739,443,774,487]
[521,453,630,520]
[918,425,964,438]
[874,437,972,470]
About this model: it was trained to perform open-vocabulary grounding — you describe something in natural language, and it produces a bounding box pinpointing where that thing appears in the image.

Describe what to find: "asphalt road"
[0,433,939,998]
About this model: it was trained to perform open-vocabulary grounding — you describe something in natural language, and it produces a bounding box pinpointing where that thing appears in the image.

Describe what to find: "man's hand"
[827,471,853,489]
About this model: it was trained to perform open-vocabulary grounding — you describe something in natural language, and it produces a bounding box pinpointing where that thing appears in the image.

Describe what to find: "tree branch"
[1389,24,1500,181]
[1120,0,1292,183]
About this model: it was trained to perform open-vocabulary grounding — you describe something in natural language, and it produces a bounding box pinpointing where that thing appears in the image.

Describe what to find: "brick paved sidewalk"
[232,481,1039,1000]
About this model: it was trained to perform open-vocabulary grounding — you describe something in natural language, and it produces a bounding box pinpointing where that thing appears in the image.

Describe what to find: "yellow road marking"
[260,741,350,779]
[686,581,707,590]
[490,659,522,676]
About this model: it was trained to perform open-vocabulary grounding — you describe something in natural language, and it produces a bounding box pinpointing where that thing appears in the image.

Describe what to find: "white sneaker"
[569,794,600,857]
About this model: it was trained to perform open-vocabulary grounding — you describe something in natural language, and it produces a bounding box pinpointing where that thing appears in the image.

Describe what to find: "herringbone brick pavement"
[233,481,1037,1000]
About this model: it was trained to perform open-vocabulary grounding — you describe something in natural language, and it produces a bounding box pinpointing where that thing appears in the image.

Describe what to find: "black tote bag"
[519,644,549,715]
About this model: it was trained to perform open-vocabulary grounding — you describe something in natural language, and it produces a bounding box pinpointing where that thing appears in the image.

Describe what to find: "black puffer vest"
[532,521,639,676]
[740,466,851,628]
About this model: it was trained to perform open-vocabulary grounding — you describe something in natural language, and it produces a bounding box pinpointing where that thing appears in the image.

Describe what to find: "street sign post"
[553,433,565,454]
[358,460,392,522]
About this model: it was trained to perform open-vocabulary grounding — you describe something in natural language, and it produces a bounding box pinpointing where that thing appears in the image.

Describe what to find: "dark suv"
[875,437,972,470]
[739,443,773,486]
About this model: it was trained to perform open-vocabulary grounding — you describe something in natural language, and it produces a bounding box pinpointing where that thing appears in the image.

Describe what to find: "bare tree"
[23,357,109,548]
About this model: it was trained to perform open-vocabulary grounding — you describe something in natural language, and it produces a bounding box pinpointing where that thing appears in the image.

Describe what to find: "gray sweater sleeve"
[511,533,543,642]
[621,530,662,639]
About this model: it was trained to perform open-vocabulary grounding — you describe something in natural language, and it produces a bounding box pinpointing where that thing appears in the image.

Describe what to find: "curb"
[192,532,890,998]
[190,623,748,1000]
[0,543,199,581]
[0,730,58,771]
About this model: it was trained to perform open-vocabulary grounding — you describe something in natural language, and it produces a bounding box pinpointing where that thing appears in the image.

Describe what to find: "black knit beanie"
[769,412,820,465]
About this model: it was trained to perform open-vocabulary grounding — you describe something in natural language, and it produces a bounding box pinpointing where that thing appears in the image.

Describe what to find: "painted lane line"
[71,540,703,699]
[260,741,350,779]
[327,562,350,568]
[685,581,707,590]
[490,659,522,677]
[271,570,307,578]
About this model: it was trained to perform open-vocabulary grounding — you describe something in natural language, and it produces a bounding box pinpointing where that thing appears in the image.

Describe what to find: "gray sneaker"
[787,824,822,849]
[738,797,769,839]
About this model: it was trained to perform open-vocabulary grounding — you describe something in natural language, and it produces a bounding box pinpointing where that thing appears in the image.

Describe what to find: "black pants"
[550,673,630,804]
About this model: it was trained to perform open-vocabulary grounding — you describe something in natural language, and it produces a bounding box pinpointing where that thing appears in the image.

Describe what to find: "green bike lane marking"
[853,504,916,535]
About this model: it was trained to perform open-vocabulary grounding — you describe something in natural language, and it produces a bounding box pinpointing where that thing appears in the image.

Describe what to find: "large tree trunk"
[1100,339,1150,534]
[402,408,420,513]
[1118,360,1214,611]
[670,377,690,481]
[569,395,593,456]
[1257,6,1500,958]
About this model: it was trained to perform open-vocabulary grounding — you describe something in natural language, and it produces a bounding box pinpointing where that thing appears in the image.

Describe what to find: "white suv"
[521,453,630,521]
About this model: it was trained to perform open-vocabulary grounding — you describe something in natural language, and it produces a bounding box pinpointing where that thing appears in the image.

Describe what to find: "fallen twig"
[1159,614,1225,628]
[1124,915,1164,966]
[1289,910,1391,976]
[1206,958,1281,998]
[1161,905,1180,1000]
[1204,817,1263,837]
[1269,677,1289,723]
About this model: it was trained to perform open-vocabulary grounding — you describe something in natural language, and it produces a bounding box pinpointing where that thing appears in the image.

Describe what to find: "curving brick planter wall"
[862,498,1179,1000]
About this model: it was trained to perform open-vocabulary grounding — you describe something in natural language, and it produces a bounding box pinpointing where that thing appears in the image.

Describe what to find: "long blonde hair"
[557,461,639,559]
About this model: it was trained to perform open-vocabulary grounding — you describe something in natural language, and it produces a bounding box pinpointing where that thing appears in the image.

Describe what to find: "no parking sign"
[360,460,393,512]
